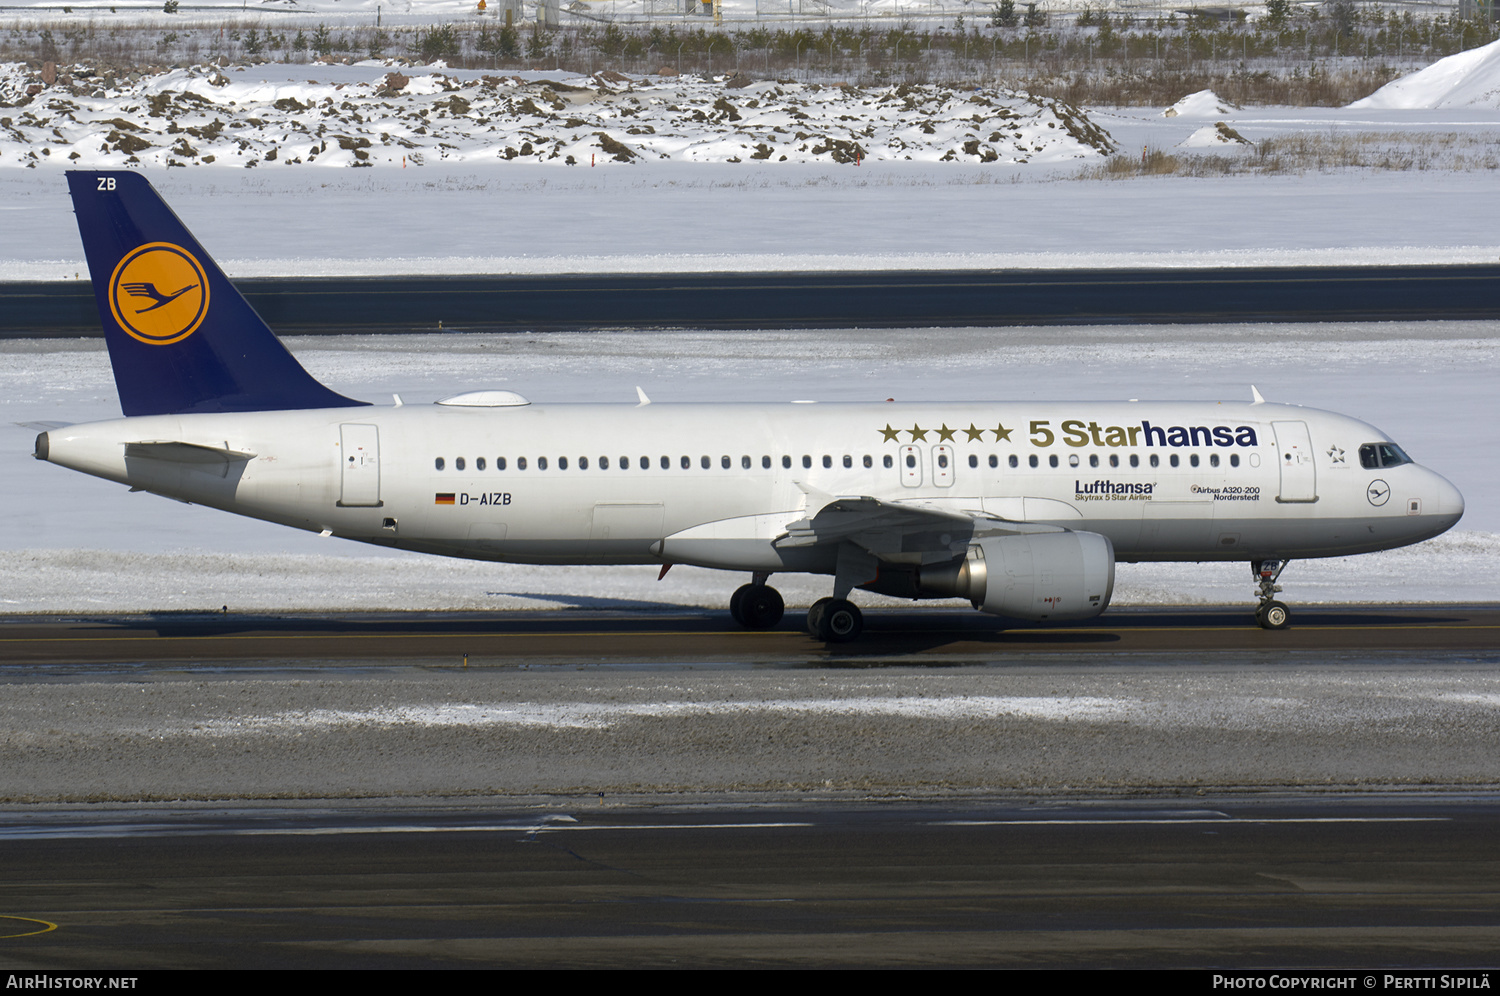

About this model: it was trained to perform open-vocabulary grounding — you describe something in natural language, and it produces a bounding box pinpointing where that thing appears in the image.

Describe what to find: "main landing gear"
[806,597,863,643]
[1253,559,1291,630]
[729,574,785,630]
[725,574,864,643]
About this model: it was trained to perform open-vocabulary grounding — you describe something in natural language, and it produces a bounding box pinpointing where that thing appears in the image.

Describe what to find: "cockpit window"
[1359,443,1411,469]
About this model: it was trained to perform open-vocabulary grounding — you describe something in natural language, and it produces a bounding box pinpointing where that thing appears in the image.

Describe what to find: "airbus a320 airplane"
[35,171,1464,641]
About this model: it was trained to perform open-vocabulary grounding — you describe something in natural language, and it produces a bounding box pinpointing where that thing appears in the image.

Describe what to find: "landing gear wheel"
[806,597,833,639]
[807,597,862,643]
[733,584,784,630]
[1258,600,1290,630]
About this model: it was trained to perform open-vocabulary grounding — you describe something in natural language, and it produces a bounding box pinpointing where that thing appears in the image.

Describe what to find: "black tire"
[821,599,863,643]
[729,584,750,626]
[739,585,784,630]
[1259,600,1290,630]
[806,597,834,639]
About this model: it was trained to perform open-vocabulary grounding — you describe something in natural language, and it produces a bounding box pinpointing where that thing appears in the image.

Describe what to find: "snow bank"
[1177,122,1254,149]
[0,62,1115,170]
[1162,89,1238,118]
[1350,37,1500,109]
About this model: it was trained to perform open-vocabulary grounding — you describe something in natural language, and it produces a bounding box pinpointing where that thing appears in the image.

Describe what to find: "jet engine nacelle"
[919,531,1115,621]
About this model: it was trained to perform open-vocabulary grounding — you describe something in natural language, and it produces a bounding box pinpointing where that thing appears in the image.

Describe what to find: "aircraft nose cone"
[1437,476,1465,521]
[1425,471,1464,533]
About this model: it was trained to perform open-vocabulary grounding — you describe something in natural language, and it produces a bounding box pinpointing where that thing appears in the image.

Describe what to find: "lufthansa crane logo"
[108,242,210,345]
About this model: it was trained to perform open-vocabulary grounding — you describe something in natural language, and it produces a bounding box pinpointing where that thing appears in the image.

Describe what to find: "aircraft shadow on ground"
[484,592,701,613]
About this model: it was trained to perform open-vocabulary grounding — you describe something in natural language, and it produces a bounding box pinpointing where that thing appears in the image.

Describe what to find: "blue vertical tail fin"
[67,170,367,416]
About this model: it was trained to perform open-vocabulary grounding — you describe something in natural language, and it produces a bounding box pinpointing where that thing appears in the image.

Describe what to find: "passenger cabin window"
[783,455,792,469]
[497,457,507,471]
[883,455,893,469]
[580,456,589,470]
[517,457,527,470]
[863,455,873,468]
[537,456,548,470]
[1009,455,1019,469]
[455,457,466,471]
[558,456,568,470]
[435,457,445,471]
[600,456,610,470]
[822,455,832,469]
[476,457,486,471]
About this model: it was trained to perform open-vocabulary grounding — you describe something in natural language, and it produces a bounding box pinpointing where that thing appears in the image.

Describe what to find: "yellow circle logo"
[108,242,210,345]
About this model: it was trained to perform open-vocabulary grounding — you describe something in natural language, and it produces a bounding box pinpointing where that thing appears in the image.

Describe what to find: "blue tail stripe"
[67,170,367,416]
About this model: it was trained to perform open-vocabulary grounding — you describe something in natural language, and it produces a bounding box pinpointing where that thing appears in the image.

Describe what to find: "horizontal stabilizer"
[125,440,257,472]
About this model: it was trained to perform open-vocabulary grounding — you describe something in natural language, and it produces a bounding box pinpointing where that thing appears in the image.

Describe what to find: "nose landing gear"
[1253,559,1291,630]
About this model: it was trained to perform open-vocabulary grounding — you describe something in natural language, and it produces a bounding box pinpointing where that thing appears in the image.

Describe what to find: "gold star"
[879,424,901,443]
[992,422,1013,442]
[964,423,986,442]
[907,424,928,442]
[936,424,956,442]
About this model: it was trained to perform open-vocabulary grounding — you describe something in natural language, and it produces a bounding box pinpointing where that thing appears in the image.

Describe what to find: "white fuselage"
[40,398,1464,578]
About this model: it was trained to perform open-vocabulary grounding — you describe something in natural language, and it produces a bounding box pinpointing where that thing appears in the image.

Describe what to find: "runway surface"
[1,794,1498,968]
[1,604,1496,666]
[2,608,1497,968]
[5,264,1500,336]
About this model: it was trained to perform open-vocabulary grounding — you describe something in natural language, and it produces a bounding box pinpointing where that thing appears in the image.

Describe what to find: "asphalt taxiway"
[0,794,1498,969]
[0,604,1496,666]
[6,264,1500,336]
[1,607,1497,968]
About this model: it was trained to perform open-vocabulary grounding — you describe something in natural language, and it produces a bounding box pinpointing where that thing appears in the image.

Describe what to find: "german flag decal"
[434,493,456,505]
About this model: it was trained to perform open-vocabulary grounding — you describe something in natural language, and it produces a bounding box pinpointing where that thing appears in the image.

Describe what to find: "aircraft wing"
[775,494,1062,566]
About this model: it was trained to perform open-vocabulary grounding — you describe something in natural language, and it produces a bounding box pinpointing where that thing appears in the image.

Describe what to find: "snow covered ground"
[1,49,1499,278]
